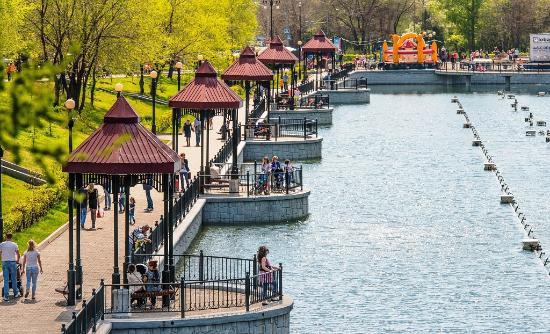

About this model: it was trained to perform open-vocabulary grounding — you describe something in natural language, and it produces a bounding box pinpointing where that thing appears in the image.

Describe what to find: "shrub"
[4,172,67,235]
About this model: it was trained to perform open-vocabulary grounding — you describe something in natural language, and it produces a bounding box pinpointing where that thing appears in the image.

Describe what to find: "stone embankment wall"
[243,138,322,161]
[270,108,333,125]
[105,297,293,334]
[203,191,310,224]
[348,69,550,85]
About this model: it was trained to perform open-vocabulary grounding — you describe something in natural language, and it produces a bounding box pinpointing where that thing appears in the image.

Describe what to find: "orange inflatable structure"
[382,33,438,67]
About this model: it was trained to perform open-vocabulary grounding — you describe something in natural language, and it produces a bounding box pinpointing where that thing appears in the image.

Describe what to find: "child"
[129,197,136,225]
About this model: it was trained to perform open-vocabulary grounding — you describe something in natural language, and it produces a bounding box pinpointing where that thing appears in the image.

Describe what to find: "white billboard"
[530,34,550,62]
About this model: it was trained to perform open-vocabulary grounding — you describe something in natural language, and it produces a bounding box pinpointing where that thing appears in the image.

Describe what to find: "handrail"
[242,118,318,141]
[99,255,283,318]
[61,281,105,334]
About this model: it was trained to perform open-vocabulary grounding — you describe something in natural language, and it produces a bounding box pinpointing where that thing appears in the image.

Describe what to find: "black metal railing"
[61,282,105,334]
[321,77,368,90]
[296,80,315,95]
[99,253,282,317]
[299,93,329,109]
[200,163,304,196]
[210,126,241,166]
[132,178,200,264]
[243,118,317,141]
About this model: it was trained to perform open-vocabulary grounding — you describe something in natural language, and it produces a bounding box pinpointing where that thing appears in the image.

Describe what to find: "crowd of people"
[252,155,296,194]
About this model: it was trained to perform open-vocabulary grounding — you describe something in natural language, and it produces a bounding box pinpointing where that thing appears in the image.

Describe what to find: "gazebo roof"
[222,46,273,81]
[257,36,299,65]
[302,30,338,53]
[63,96,181,174]
[169,61,243,109]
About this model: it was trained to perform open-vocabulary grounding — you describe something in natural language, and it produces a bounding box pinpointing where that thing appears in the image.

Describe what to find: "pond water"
[187,85,550,333]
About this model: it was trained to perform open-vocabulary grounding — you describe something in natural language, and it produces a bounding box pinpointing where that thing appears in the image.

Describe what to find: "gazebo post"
[206,111,210,173]
[112,175,121,288]
[67,173,76,306]
[199,110,205,193]
[75,173,83,299]
[123,176,131,285]
[267,82,271,123]
[171,108,177,151]
[231,107,239,179]
[162,173,171,306]
[244,81,251,126]
[168,174,175,282]
[175,109,180,153]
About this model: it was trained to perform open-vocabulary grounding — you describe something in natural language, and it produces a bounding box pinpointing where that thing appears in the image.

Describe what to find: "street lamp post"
[115,83,123,98]
[174,61,183,152]
[150,70,158,134]
[298,40,303,80]
[298,2,302,43]
[175,61,183,91]
[64,98,77,306]
[262,0,280,40]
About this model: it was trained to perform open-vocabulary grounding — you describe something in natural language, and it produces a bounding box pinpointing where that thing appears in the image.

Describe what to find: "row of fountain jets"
[451,96,550,274]
[497,91,550,139]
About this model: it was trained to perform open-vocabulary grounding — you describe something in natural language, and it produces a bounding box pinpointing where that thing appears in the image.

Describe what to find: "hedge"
[4,174,67,236]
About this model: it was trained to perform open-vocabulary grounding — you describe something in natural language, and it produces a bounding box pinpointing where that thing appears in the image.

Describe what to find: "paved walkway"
[0,104,247,333]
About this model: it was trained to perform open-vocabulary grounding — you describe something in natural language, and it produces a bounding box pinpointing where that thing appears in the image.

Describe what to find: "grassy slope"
[1,81,179,248]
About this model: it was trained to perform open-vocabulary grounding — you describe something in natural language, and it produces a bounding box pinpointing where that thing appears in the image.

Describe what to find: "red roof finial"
[195,60,217,78]
[104,96,140,124]
[240,46,256,58]
[270,35,284,46]
[314,30,326,38]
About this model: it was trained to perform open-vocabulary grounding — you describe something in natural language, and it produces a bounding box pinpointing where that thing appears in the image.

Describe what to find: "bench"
[131,289,175,299]
[55,284,69,302]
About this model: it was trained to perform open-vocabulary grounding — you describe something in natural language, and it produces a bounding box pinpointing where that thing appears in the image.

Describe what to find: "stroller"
[272,168,285,191]
[1,263,24,298]
[250,173,270,195]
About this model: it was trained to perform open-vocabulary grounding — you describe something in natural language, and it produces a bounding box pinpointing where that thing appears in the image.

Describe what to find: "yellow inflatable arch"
[391,33,426,64]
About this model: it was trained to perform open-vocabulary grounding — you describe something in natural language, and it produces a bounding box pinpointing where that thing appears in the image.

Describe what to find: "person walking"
[21,240,43,299]
[103,180,111,210]
[1,233,21,301]
[282,72,289,91]
[78,185,88,228]
[6,62,16,81]
[129,197,136,225]
[143,175,154,212]
[87,183,99,229]
[179,153,190,191]
[183,119,192,147]
[193,117,202,146]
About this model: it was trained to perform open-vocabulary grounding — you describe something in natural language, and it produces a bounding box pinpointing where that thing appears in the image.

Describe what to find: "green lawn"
[0,82,179,248]
[1,175,67,263]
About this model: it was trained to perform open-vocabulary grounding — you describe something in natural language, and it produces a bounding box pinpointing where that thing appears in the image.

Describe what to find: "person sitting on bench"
[143,260,161,307]
[127,264,146,307]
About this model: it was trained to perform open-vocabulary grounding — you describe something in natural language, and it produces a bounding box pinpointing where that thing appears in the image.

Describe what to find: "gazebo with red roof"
[258,36,299,113]
[63,95,180,303]
[301,30,338,90]
[222,46,273,126]
[169,60,243,187]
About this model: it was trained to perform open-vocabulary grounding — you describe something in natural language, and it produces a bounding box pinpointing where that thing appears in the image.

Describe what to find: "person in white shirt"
[127,264,146,307]
[0,233,21,301]
[21,239,43,299]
